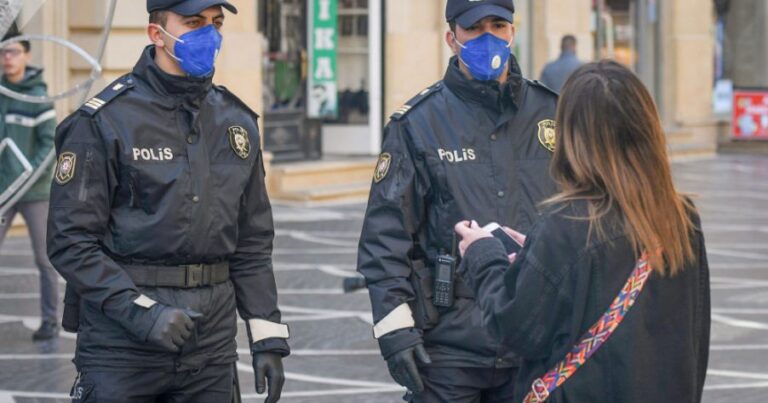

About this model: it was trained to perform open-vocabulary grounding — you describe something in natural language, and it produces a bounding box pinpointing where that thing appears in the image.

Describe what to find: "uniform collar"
[444,54,523,112]
[131,45,213,101]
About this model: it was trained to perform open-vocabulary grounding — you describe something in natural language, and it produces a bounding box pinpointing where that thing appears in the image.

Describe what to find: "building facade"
[17,0,727,169]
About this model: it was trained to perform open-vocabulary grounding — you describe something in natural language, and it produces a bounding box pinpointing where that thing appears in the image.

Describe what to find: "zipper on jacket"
[78,150,93,202]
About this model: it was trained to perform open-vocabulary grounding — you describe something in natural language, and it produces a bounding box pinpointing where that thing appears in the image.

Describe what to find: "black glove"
[386,343,432,393]
[253,352,285,403]
[146,306,202,352]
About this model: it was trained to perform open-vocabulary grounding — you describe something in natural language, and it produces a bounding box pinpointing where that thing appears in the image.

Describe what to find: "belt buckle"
[530,378,550,402]
[185,264,204,287]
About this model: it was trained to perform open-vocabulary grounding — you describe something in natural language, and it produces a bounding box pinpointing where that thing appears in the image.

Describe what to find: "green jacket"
[0,66,56,203]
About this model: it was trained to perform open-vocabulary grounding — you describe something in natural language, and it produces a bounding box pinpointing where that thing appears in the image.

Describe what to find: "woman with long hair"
[455,60,710,402]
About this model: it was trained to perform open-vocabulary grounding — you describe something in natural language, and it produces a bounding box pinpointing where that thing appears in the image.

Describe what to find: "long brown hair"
[546,60,695,275]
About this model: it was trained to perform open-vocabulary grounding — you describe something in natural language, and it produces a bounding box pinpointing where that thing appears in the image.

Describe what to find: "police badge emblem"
[55,152,77,185]
[228,126,250,159]
[373,153,392,183]
[537,119,557,152]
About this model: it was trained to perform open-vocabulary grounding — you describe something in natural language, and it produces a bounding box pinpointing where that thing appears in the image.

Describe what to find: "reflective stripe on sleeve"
[133,294,157,309]
[373,303,415,339]
[248,319,290,343]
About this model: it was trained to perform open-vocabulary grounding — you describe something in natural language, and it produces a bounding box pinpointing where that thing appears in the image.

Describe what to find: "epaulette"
[526,79,559,97]
[214,85,260,119]
[79,75,135,116]
[390,81,443,121]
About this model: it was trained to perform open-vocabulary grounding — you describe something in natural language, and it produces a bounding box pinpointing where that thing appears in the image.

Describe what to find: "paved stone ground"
[0,153,766,402]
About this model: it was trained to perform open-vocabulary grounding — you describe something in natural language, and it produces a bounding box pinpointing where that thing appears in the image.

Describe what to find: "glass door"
[260,0,321,162]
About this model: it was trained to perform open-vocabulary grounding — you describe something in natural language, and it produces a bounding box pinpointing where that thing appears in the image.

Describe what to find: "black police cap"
[446,0,515,29]
[147,0,238,16]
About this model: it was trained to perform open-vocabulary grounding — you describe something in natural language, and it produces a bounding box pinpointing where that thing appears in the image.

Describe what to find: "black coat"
[462,200,710,402]
[47,46,288,370]
[358,56,559,367]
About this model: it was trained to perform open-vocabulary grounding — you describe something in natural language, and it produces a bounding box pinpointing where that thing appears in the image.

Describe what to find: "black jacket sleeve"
[230,147,289,356]
[47,113,162,341]
[462,219,573,360]
[693,218,711,402]
[357,120,432,358]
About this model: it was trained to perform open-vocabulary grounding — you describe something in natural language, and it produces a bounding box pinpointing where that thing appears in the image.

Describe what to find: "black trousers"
[70,364,235,403]
[406,366,518,403]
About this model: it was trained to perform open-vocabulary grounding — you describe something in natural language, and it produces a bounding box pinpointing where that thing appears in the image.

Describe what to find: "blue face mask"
[453,32,513,81]
[157,24,222,77]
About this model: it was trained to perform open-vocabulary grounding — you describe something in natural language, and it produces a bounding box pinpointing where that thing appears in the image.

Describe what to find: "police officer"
[47,1,288,401]
[357,0,559,401]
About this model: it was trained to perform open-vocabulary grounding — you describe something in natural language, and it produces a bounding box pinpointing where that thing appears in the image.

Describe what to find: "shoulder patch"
[215,85,260,120]
[527,79,559,98]
[54,152,77,185]
[390,81,443,121]
[373,153,392,183]
[79,75,135,116]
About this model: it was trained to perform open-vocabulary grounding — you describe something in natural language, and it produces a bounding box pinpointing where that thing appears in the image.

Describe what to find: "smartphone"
[482,222,523,254]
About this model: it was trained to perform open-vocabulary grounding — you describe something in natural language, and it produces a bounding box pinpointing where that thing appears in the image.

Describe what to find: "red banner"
[732,90,768,140]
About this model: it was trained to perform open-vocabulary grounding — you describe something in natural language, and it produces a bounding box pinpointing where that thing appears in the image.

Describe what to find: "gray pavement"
[0,154,767,402]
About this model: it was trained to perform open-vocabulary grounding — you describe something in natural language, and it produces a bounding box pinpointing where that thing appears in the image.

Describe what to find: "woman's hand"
[454,220,493,257]
[507,253,518,264]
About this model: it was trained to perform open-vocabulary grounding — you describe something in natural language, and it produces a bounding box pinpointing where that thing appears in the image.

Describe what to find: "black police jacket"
[462,200,710,402]
[358,56,559,367]
[47,46,289,370]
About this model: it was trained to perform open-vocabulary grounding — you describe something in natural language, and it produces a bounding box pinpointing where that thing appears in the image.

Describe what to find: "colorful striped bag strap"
[523,253,653,403]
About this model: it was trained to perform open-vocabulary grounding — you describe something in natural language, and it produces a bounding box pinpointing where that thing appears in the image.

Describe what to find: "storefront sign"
[732,89,768,140]
[308,0,338,118]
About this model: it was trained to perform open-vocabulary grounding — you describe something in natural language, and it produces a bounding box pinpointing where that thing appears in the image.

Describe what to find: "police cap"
[147,0,238,16]
[446,0,515,29]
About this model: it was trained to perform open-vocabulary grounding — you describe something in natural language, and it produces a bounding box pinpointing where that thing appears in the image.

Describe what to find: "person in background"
[539,34,582,92]
[0,30,58,341]
[456,60,710,403]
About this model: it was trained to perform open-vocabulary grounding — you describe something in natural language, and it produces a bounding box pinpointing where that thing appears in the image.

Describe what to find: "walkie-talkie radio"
[433,253,456,307]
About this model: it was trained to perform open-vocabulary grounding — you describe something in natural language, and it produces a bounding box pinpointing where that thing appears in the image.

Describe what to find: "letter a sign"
[308,0,338,118]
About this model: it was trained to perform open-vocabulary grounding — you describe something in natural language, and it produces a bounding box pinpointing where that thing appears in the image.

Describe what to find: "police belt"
[123,262,229,288]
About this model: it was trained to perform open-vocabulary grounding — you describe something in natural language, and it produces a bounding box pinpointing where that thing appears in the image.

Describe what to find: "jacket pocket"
[409,260,440,330]
[77,150,93,202]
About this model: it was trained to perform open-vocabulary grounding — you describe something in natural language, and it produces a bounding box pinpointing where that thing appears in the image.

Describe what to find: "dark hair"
[149,10,169,27]
[2,31,30,52]
[561,35,577,52]
[545,60,695,275]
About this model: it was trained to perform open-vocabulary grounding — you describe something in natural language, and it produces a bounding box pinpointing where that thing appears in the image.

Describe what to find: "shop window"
[333,0,370,125]
[593,0,661,100]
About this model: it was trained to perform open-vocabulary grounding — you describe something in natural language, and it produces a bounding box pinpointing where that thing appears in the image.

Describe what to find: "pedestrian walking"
[539,35,581,92]
[0,30,59,341]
